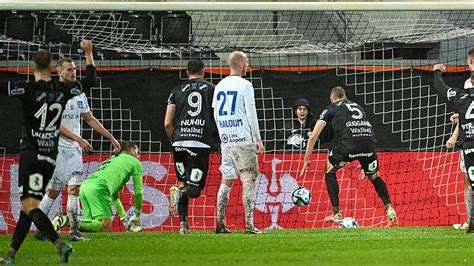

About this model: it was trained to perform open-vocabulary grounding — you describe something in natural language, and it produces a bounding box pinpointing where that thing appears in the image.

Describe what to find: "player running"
[165,59,217,235]
[53,141,142,233]
[300,86,398,226]
[213,51,265,234]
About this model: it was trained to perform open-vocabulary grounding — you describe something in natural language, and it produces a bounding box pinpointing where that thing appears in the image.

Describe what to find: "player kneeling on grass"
[53,141,143,233]
[300,86,398,226]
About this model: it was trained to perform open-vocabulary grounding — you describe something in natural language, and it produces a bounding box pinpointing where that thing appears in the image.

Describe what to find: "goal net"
[0,3,473,232]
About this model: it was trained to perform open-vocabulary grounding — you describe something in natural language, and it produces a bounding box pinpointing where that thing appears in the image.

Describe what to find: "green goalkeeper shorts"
[79,179,112,220]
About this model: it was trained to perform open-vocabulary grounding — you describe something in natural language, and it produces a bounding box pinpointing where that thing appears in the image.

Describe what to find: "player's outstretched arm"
[59,125,92,152]
[300,120,325,177]
[83,111,121,153]
[433,64,454,97]
[81,39,95,67]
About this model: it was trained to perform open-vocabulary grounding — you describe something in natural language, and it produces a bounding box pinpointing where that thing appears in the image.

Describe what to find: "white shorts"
[48,146,84,191]
[460,151,467,173]
[219,144,258,181]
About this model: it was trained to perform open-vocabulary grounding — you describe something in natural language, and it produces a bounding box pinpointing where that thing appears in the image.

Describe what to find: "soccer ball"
[292,187,311,206]
[339,217,359,228]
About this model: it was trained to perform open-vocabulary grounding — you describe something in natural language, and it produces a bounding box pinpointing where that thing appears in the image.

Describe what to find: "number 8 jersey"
[167,78,215,148]
[212,75,261,148]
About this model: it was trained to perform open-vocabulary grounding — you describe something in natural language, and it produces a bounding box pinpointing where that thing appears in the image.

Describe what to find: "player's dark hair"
[32,49,52,71]
[187,59,204,75]
[119,141,138,153]
[468,48,474,58]
[57,57,74,68]
[330,86,347,101]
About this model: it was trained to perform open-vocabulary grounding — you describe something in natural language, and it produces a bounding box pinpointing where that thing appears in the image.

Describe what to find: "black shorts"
[172,146,210,190]
[18,149,57,201]
[462,141,474,189]
[328,139,379,175]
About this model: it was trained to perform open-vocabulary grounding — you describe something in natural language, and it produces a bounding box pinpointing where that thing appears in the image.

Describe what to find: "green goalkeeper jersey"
[88,153,143,212]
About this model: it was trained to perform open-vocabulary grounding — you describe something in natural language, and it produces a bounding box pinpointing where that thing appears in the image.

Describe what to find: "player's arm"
[446,122,460,149]
[80,40,97,90]
[83,111,120,153]
[0,80,27,98]
[81,39,95,67]
[59,125,92,152]
[164,92,176,143]
[112,195,127,220]
[125,162,143,231]
[300,120,326,176]
[244,83,264,154]
[433,64,458,100]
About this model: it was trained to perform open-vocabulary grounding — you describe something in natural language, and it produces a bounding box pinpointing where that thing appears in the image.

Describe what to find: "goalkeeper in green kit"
[53,141,143,233]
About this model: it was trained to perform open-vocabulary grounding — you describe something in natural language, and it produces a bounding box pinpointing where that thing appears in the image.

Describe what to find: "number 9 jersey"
[167,78,215,147]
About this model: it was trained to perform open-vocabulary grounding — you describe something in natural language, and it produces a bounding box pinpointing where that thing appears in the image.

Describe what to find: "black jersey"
[0,78,82,155]
[319,99,376,143]
[167,78,215,147]
[434,70,474,145]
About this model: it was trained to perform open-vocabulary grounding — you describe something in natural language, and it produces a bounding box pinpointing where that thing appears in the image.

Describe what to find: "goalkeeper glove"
[129,210,142,231]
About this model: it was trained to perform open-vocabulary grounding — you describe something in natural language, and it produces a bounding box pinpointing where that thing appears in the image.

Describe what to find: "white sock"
[242,183,256,229]
[465,187,473,221]
[216,184,231,225]
[67,195,79,232]
[39,195,55,216]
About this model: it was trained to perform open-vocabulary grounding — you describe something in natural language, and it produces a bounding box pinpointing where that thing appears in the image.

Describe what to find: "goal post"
[0,2,472,232]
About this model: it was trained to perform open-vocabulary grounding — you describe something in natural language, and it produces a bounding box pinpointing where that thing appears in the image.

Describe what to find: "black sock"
[28,208,59,243]
[325,172,340,212]
[371,176,391,206]
[10,211,32,252]
[178,191,189,223]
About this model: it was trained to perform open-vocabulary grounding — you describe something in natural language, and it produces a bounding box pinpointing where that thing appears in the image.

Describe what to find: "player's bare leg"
[323,161,343,222]
[216,179,233,234]
[367,172,398,226]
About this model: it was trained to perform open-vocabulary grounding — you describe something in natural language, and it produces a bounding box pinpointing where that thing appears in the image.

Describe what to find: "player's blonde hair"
[330,86,347,101]
[227,51,247,70]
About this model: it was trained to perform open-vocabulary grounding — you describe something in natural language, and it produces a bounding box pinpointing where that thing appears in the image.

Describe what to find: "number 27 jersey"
[212,75,260,148]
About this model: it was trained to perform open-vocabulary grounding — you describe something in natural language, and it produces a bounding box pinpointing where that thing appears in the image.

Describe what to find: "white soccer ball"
[339,217,359,228]
[292,187,311,206]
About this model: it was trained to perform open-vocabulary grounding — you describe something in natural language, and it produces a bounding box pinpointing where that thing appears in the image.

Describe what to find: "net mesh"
[0,9,473,231]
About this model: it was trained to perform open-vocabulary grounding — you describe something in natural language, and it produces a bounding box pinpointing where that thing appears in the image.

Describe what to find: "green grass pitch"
[0,227,473,265]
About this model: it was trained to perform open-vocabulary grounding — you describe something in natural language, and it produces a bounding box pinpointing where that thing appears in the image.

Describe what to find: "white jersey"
[212,75,261,148]
[465,78,472,89]
[58,92,90,148]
